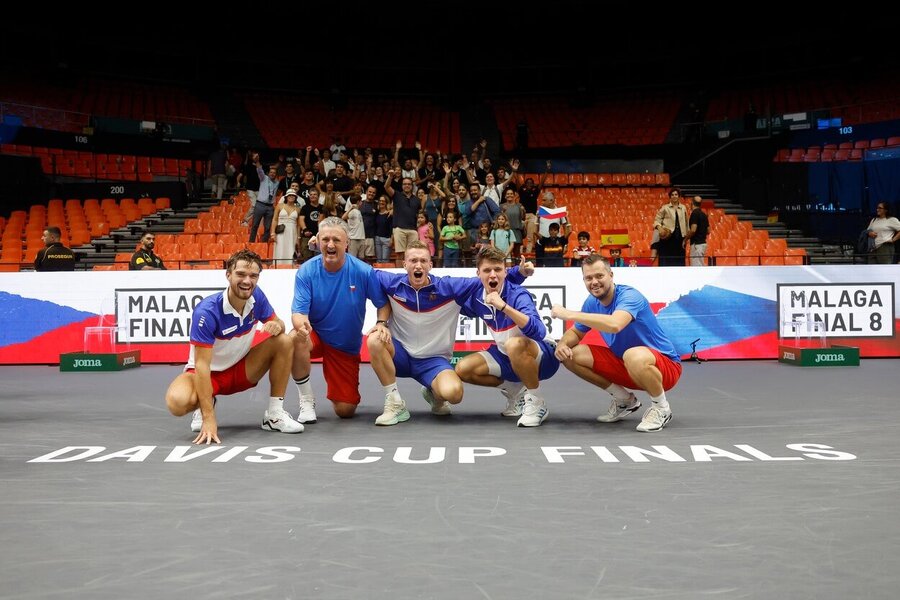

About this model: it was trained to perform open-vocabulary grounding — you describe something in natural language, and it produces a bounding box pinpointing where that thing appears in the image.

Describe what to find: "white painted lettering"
[244,446,301,463]
[690,445,753,462]
[28,446,106,463]
[333,446,382,464]
[785,443,856,461]
[734,444,803,461]
[394,446,446,464]
[164,445,227,462]
[619,445,686,462]
[87,446,156,462]
[211,446,250,463]
[541,446,586,463]
[590,446,620,462]
[458,447,506,464]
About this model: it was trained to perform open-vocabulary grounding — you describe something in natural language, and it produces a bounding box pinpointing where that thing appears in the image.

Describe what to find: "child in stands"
[570,231,596,267]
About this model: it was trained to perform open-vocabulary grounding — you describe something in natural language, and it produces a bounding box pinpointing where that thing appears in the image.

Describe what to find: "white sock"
[498,380,523,397]
[526,384,545,404]
[605,383,632,404]
[268,397,284,413]
[294,376,313,397]
[383,383,398,397]
[650,392,670,411]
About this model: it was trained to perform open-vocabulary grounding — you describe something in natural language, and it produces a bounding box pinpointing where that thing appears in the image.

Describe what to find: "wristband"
[376,320,389,326]
[499,303,508,312]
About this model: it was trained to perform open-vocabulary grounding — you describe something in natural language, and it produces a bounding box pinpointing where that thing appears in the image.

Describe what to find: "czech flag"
[538,205,568,220]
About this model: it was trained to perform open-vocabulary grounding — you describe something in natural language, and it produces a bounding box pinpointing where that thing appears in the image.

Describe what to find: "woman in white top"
[867,202,900,264]
[272,189,300,265]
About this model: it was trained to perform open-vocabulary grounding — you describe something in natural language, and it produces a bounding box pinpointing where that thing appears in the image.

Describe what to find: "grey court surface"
[1,360,898,600]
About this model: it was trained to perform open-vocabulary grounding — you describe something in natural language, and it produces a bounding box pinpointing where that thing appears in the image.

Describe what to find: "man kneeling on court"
[456,247,560,427]
[551,254,681,432]
[165,249,302,444]
[367,241,534,425]
[291,217,389,423]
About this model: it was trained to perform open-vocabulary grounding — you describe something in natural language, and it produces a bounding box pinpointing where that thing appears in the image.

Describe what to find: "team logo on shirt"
[222,325,237,335]
[392,294,406,303]
[350,285,357,292]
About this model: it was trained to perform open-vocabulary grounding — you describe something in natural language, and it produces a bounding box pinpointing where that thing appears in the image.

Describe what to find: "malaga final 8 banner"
[0,265,896,364]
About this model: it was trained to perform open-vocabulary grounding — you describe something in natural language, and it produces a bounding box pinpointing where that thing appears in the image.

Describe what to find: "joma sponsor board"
[777,283,895,338]
[116,288,219,342]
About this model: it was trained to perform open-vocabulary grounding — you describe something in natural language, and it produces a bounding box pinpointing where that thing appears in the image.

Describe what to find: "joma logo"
[73,359,102,368]
[815,353,845,364]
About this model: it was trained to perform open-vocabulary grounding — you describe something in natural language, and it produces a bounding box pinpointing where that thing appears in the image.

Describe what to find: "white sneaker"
[375,393,410,426]
[596,393,642,423]
[297,394,317,424]
[636,405,672,432]
[517,393,549,427]
[422,387,452,416]
[190,408,202,432]
[190,397,217,432]
[261,408,304,433]
[500,384,526,417]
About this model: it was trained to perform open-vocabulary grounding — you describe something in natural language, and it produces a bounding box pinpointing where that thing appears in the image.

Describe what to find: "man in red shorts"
[551,254,681,432]
[165,249,303,444]
[291,217,390,423]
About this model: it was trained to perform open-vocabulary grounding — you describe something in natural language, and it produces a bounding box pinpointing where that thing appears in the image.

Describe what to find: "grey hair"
[318,216,350,236]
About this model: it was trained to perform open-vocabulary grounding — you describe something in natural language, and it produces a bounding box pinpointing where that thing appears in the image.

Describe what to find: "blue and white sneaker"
[517,393,548,427]
[500,384,526,417]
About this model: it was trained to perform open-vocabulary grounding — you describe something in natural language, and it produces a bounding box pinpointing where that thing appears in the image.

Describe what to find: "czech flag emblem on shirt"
[538,205,568,220]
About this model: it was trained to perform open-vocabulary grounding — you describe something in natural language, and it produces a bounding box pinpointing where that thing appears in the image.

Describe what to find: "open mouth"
[488,281,499,290]
[412,270,424,278]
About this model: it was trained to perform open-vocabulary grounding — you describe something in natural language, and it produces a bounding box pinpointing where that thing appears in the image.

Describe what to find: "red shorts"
[310,330,361,404]
[186,357,256,396]
[588,345,682,391]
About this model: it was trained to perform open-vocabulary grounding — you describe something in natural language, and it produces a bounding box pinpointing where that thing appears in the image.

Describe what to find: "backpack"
[857,219,876,254]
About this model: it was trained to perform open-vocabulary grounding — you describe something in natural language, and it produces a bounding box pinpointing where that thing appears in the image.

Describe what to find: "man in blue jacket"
[455,247,560,427]
[368,241,533,425]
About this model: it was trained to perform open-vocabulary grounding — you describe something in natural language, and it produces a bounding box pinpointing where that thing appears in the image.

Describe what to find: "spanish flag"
[600,229,630,248]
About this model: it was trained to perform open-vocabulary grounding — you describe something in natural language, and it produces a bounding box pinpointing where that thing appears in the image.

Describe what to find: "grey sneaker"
[500,384,527,417]
[422,387,452,416]
[596,393,641,423]
[375,393,410,426]
[636,405,672,432]
[297,394,317,424]
[516,393,549,427]
[261,408,304,433]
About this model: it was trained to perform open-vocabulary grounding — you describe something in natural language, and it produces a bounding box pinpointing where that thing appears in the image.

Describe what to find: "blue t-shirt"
[574,283,679,362]
[292,254,388,354]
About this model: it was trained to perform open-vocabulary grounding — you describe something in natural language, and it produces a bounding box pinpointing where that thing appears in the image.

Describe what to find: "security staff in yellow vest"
[130,232,166,270]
